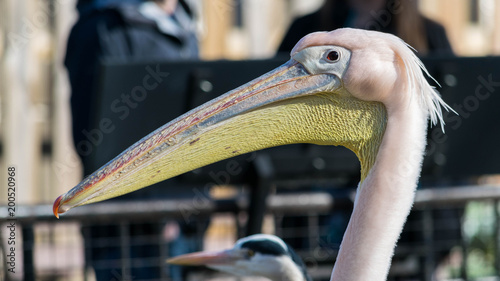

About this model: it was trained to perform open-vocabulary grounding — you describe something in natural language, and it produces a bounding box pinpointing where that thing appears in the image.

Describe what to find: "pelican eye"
[326,50,340,62]
[247,249,255,258]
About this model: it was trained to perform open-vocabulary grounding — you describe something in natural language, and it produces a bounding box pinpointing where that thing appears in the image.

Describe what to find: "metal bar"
[414,185,500,205]
[495,200,500,276]
[22,224,35,281]
[5,185,500,222]
[82,224,91,281]
[3,192,334,221]
[422,208,434,281]
[119,221,131,281]
[461,225,468,280]
[245,182,270,235]
[159,219,168,281]
[246,154,275,236]
[308,212,319,250]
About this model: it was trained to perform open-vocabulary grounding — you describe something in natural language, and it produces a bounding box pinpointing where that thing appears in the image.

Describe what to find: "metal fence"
[2,185,500,281]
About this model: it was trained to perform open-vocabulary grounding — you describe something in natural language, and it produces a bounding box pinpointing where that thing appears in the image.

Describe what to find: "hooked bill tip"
[53,195,64,219]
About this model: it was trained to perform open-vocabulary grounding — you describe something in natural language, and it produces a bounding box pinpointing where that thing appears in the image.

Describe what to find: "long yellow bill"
[54,55,386,217]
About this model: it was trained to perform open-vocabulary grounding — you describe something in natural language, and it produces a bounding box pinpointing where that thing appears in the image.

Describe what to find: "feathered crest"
[394,38,456,132]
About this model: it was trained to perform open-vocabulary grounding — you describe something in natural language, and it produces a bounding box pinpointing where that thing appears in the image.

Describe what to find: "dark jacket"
[278,8,453,56]
[65,2,198,174]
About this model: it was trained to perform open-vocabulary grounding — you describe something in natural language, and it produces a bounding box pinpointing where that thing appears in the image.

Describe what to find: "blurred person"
[66,0,198,167]
[64,0,202,280]
[278,0,453,55]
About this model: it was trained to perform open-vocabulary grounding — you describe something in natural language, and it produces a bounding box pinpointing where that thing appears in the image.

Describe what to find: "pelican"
[167,234,311,281]
[54,28,452,280]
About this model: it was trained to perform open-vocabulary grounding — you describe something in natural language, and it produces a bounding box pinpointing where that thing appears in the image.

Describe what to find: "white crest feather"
[393,37,457,132]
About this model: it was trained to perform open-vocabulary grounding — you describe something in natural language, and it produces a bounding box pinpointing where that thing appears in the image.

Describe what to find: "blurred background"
[1,0,500,281]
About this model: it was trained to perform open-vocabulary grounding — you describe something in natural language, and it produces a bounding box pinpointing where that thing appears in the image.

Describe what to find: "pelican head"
[53,27,449,217]
[167,234,311,281]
